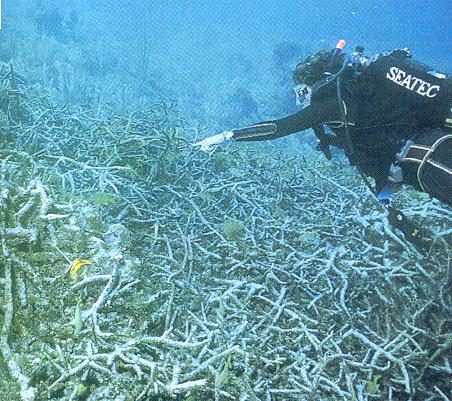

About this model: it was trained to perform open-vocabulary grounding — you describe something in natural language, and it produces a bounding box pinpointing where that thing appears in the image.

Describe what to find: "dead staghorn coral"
[0,69,450,401]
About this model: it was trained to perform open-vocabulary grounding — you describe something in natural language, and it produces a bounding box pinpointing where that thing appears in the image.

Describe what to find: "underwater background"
[0,1,450,400]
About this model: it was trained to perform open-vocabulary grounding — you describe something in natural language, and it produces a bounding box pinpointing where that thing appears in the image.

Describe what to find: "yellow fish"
[68,259,92,278]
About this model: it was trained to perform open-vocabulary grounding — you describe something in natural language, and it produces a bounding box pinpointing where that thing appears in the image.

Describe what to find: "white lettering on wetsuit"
[386,67,440,97]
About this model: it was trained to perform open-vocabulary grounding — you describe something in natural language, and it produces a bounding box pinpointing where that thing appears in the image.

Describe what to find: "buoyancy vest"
[309,50,450,251]
[311,50,451,185]
[352,49,452,133]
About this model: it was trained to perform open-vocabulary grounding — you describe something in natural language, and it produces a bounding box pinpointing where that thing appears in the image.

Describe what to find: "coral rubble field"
[0,65,450,401]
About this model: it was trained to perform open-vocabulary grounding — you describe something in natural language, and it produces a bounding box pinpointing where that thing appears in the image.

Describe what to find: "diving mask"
[294,84,312,107]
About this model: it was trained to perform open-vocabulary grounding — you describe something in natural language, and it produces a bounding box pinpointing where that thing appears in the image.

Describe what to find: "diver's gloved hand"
[192,131,234,152]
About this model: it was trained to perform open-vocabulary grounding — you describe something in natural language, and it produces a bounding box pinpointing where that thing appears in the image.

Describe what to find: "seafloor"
[0,64,450,401]
[0,3,451,401]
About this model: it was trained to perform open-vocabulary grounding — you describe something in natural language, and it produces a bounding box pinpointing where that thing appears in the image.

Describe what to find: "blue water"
[3,0,451,129]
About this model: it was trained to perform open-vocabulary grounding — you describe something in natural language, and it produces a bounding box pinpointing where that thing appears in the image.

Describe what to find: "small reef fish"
[68,259,92,278]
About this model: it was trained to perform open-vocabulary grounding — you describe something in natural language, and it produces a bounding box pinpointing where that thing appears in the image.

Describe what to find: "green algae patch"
[222,219,246,241]
[90,191,118,206]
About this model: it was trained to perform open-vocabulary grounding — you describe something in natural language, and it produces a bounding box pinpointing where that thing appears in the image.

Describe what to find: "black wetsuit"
[231,50,452,205]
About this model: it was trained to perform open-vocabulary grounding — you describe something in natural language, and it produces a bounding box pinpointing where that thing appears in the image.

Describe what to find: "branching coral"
[0,71,450,401]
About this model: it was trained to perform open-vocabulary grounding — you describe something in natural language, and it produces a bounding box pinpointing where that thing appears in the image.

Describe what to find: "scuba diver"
[193,41,452,210]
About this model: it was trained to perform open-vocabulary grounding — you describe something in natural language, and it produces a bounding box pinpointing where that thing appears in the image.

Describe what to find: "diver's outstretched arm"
[192,131,234,152]
[192,122,278,153]
[192,100,339,152]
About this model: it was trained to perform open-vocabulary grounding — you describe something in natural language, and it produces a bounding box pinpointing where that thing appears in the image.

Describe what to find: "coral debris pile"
[0,67,450,401]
